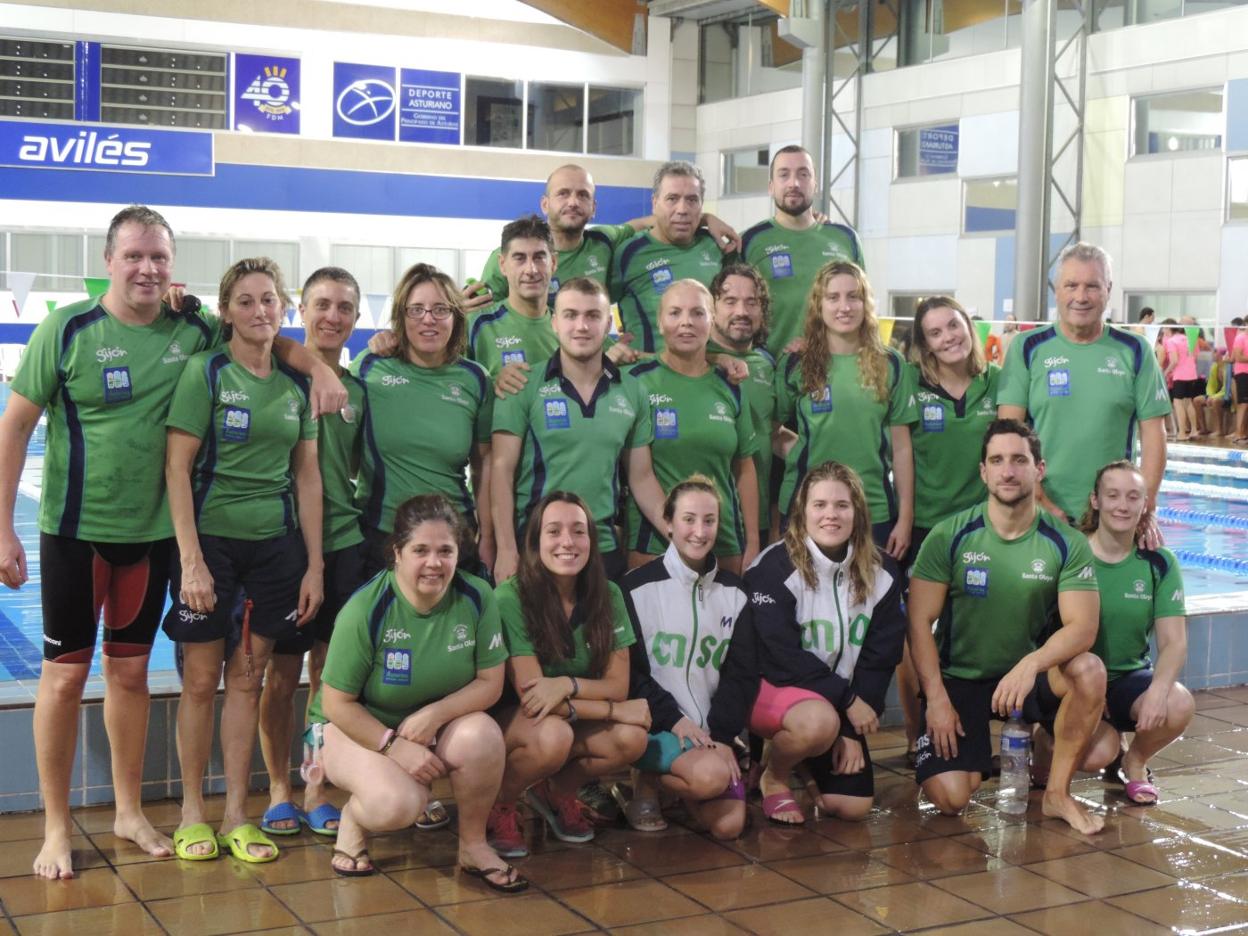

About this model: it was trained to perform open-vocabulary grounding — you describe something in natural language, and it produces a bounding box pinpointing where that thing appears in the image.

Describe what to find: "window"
[895,123,960,178]
[0,37,74,120]
[964,177,1018,233]
[528,83,583,153]
[85,234,228,298]
[1229,156,1248,221]
[329,245,394,299]
[721,146,770,197]
[1132,88,1223,156]
[588,86,639,156]
[697,13,802,104]
[465,77,524,148]
[1125,292,1216,324]
[396,247,459,283]
[11,232,83,290]
[233,241,299,294]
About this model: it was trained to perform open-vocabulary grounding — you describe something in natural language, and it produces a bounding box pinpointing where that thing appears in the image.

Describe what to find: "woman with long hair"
[744,461,906,824]
[1048,461,1193,804]
[164,257,323,863]
[352,263,494,575]
[1160,318,1200,440]
[309,495,520,886]
[618,476,752,839]
[895,296,1001,763]
[775,261,917,560]
[488,492,651,857]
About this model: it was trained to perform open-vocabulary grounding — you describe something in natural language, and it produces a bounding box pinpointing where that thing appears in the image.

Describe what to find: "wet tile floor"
[4,686,1248,934]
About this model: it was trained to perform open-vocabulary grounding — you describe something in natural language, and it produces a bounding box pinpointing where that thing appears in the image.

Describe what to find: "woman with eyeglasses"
[352,264,496,578]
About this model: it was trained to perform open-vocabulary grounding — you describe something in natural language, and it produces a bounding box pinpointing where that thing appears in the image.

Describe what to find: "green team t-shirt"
[1092,547,1185,677]
[775,347,918,521]
[912,503,1100,680]
[467,302,559,377]
[624,359,760,556]
[609,231,724,353]
[319,373,367,552]
[12,298,220,541]
[495,577,634,678]
[308,569,507,728]
[997,324,1171,519]
[911,363,1001,530]
[738,219,864,357]
[479,224,634,308]
[351,352,493,534]
[492,353,652,552]
[709,340,776,533]
[166,349,317,541]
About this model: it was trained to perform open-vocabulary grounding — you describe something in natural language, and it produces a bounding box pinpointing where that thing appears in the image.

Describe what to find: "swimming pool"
[2,382,1247,682]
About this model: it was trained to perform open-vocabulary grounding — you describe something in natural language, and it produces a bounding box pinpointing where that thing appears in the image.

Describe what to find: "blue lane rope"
[1157,506,1248,532]
[1171,548,1248,575]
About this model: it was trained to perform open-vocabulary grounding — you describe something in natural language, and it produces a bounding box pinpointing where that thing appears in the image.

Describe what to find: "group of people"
[0,145,1195,888]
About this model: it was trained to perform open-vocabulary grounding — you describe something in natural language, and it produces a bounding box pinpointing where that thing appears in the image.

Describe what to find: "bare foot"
[115,812,173,858]
[33,826,74,879]
[1042,789,1105,835]
[759,767,804,825]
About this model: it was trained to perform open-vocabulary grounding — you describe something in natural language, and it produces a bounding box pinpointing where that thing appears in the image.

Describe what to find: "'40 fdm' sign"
[234,54,301,134]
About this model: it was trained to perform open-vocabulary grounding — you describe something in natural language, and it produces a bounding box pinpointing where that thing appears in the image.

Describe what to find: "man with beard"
[740,146,864,357]
[907,419,1107,835]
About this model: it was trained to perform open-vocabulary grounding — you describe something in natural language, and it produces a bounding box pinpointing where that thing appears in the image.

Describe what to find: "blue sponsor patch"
[655,407,679,439]
[811,385,833,414]
[964,566,989,598]
[548,277,560,295]
[222,406,251,442]
[649,265,673,294]
[544,398,571,430]
[1047,369,1071,397]
[769,252,794,279]
[382,648,412,685]
[502,350,527,366]
[102,366,132,403]
[922,403,945,433]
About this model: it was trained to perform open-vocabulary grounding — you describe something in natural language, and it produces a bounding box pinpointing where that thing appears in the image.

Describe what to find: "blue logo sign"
[918,123,959,175]
[655,407,679,439]
[1047,368,1071,397]
[383,648,412,685]
[544,399,571,430]
[102,366,132,403]
[502,350,526,366]
[769,252,794,279]
[234,54,300,135]
[811,385,833,414]
[399,68,461,145]
[921,403,945,433]
[222,406,251,442]
[0,119,214,176]
[333,62,396,141]
[964,566,989,597]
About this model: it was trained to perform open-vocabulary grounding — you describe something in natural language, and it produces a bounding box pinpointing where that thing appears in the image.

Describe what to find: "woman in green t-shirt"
[1061,461,1193,805]
[313,495,523,889]
[488,492,651,858]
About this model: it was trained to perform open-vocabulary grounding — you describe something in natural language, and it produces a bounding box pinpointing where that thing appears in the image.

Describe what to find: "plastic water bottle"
[998,710,1031,816]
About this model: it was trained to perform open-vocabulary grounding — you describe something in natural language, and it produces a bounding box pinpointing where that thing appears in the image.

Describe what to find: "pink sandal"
[762,792,804,825]
[1124,779,1159,805]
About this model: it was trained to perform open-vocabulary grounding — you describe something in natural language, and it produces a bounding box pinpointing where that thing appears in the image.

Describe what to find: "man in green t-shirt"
[998,242,1170,534]
[708,264,777,542]
[491,278,667,584]
[907,419,1107,836]
[260,267,368,837]
[738,145,865,357]
[467,216,561,376]
[0,206,346,880]
[610,161,726,354]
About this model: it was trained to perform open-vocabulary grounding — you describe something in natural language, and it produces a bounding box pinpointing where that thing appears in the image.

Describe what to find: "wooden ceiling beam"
[517,0,648,53]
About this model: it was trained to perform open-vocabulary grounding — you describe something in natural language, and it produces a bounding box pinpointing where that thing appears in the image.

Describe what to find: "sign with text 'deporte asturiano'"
[398,69,461,145]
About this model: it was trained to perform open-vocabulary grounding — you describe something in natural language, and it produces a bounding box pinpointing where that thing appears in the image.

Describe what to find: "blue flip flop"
[260,801,305,836]
[302,803,341,837]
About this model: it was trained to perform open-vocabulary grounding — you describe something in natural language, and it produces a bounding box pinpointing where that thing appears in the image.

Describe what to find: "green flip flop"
[217,822,279,864]
[173,822,219,861]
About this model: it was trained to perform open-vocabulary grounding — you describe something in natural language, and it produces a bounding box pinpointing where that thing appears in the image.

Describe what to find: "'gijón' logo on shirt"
[381,374,410,386]
[220,389,249,404]
[96,346,127,363]
[752,592,776,605]
[963,551,991,564]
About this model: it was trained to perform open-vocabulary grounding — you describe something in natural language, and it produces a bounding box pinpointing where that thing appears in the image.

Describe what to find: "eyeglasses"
[404,304,454,321]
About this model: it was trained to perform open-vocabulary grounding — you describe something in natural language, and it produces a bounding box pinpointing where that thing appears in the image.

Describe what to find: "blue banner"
[399,68,461,145]
[918,124,959,175]
[333,62,396,141]
[235,54,301,134]
[0,119,214,176]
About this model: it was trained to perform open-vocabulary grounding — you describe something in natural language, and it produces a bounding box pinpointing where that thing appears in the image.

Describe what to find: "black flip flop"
[332,848,375,877]
[461,863,529,894]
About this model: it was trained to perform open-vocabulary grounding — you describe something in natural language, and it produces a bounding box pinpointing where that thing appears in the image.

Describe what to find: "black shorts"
[39,533,172,663]
[602,548,628,584]
[274,541,367,654]
[914,673,1061,784]
[806,734,875,798]
[1170,379,1204,401]
[1236,373,1248,403]
[163,531,306,644]
[1104,669,1154,732]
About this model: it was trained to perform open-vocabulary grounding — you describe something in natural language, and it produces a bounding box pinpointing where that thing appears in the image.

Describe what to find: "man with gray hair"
[610,161,726,353]
[998,242,1170,539]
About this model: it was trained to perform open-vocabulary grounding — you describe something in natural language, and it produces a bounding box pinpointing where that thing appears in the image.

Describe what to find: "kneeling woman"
[489,492,651,857]
[745,461,906,823]
[165,258,323,863]
[310,496,522,888]
[1067,461,1193,804]
[621,476,753,839]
